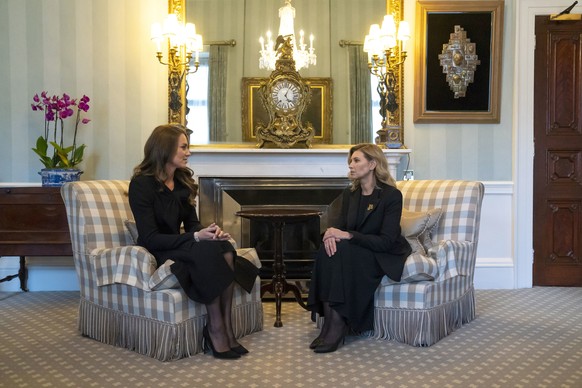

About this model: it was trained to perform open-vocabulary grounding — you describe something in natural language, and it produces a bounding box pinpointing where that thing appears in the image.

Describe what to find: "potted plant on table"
[30,91,91,187]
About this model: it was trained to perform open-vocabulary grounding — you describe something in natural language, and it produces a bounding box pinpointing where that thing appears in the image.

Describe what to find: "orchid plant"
[31,91,91,169]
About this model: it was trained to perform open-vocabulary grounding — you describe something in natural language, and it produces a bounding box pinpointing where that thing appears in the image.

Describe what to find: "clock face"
[271,79,301,110]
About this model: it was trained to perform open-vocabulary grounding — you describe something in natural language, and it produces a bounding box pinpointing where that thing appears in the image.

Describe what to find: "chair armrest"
[427,240,474,281]
[90,246,157,290]
[236,247,262,268]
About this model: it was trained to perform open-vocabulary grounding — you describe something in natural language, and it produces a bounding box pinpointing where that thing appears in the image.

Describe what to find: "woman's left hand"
[323,227,351,242]
[322,227,352,256]
[198,223,231,241]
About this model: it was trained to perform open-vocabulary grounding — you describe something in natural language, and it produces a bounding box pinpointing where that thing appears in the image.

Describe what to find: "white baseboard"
[474,257,515,289]
[0,256,79,292]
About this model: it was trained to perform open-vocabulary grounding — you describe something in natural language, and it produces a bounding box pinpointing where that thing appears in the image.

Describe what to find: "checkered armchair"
[61,180,263,361]
[373,180,484,346]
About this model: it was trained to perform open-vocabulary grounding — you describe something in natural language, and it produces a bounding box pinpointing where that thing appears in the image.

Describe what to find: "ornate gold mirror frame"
[384,0,405,147]
[168,0,187,125]
[167,0,404,143]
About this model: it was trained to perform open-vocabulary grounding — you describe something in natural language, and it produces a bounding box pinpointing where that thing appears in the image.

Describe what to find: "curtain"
[208,45,228,142]
[348,45,372,144]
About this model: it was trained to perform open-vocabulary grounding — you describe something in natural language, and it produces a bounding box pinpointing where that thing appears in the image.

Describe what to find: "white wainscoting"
[0,180,515,291]
[473,181,514,289]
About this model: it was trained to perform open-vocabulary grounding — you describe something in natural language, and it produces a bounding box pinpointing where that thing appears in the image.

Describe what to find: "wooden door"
[533,16,582,286]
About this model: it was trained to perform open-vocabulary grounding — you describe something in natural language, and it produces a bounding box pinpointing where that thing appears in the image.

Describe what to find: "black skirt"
[153,240,257,304]
[307,240,385,332]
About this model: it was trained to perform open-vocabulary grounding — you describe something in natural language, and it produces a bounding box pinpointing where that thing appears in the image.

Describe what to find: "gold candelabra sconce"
[151,13,203,125]
[364,13,409,149]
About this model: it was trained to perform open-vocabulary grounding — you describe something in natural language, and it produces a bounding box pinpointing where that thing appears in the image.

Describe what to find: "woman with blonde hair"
[307,143,411,353]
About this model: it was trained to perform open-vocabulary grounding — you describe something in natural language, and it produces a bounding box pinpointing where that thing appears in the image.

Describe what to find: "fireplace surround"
[190,147,411,283]
[199,177,349,281]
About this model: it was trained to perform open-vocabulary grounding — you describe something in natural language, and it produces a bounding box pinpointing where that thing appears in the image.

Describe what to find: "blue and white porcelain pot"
[39,168,83,187]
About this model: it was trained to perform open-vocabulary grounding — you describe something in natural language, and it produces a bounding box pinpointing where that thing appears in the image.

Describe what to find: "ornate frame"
[241,77,333,144]
[169,0,399,140]
[168,0,187,125]
[384,0,405,145]
[414,0,504,123]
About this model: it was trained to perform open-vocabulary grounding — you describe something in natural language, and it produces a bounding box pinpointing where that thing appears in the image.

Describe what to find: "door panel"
[533,16,582,286]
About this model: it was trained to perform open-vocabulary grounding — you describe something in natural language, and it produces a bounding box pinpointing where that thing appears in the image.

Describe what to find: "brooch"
[367,204,374,211]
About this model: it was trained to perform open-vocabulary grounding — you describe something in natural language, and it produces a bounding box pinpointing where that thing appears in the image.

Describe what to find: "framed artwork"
[413,1,504,123]
[241,77,333,144]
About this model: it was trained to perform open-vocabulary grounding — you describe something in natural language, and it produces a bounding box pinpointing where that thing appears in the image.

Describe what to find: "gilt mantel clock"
[255,37,314,148]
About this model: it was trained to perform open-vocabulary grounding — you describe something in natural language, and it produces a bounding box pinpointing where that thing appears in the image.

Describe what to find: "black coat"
[336,183,411,281]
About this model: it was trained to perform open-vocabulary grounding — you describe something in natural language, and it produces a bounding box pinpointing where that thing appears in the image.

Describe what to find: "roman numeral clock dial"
[271,80,301,111]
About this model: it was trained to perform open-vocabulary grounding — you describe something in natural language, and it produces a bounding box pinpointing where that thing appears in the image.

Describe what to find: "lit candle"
[259,36,265,51]
[185,23,196,40]
[309,34,314,49]
[151,23,161,40]
[300,30,305,46]
[397,21,411,53]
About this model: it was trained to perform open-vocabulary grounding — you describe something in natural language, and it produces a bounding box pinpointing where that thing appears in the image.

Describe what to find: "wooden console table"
[236,208,322,327]
[0,186,72,291]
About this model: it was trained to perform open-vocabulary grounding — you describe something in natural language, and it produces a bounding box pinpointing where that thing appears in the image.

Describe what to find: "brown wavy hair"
[348,143,396,191]
[132,124,198,206]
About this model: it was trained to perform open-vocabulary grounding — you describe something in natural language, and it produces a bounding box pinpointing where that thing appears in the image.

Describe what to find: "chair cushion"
[401,208,442,255]
[149,260,180,290]
[124,219,139,244]
[380,251,438,286]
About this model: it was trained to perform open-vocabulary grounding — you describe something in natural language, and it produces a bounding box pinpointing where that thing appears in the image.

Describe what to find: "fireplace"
[198,177,349,282]
[190,147,410,286]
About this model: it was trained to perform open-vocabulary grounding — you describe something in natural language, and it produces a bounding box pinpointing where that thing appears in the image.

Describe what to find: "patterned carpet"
[1,288,581,388]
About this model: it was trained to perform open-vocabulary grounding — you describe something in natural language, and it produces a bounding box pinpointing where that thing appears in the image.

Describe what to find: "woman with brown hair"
[307,143,411,353]
[129,124,256,360]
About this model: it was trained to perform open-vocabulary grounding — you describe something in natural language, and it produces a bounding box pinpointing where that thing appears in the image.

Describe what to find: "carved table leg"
[19,256,28,291]
[0,255,28,291]
[272,220,285,327]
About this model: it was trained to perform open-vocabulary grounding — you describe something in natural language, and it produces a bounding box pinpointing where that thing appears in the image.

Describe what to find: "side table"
[0,186,72,291]
[236,208,322,327]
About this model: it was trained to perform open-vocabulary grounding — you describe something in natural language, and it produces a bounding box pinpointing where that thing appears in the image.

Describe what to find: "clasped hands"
[195,223,231,241]
[322,227,351,257]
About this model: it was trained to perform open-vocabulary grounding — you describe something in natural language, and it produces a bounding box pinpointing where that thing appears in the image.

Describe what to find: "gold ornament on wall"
[438,25,480,98]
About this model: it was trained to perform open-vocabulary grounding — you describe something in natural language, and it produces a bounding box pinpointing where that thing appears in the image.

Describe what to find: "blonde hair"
[348,143,396,191]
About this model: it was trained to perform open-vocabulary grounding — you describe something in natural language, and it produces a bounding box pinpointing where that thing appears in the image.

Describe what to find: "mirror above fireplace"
[163,0,405,146]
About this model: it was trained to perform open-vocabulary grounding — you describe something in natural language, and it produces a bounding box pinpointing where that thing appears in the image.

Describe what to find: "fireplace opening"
[198,177,349,284]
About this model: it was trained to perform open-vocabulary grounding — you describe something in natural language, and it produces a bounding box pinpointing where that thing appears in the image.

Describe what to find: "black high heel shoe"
[313,334,345,353]
[309,336,324,349]
[202,326,240,359]
[230,344,249,355]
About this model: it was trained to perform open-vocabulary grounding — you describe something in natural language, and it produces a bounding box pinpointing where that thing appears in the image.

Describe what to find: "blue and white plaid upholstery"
[61,180,263,361]
[373,180,484,346]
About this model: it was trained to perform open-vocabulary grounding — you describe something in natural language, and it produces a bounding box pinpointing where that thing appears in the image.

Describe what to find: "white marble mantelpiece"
[188,146,411,180]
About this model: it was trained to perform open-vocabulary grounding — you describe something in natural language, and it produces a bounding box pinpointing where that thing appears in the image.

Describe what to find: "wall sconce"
[151,14,203,124]
[364,15,410,148]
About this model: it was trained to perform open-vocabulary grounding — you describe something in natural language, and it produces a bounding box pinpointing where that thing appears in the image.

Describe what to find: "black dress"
[128,175,256,304]
[307,183,412,332]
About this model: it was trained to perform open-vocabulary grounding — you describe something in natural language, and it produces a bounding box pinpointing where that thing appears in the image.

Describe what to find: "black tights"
[204,251,241,353]
[318,302,347,344]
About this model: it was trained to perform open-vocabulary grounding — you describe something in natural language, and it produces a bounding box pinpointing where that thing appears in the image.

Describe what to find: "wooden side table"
[0,186,72,291]
[236,208,322,327]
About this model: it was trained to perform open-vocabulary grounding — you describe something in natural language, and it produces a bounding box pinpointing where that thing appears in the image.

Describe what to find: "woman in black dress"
[129,124,255,360]
[307,143,411,353]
